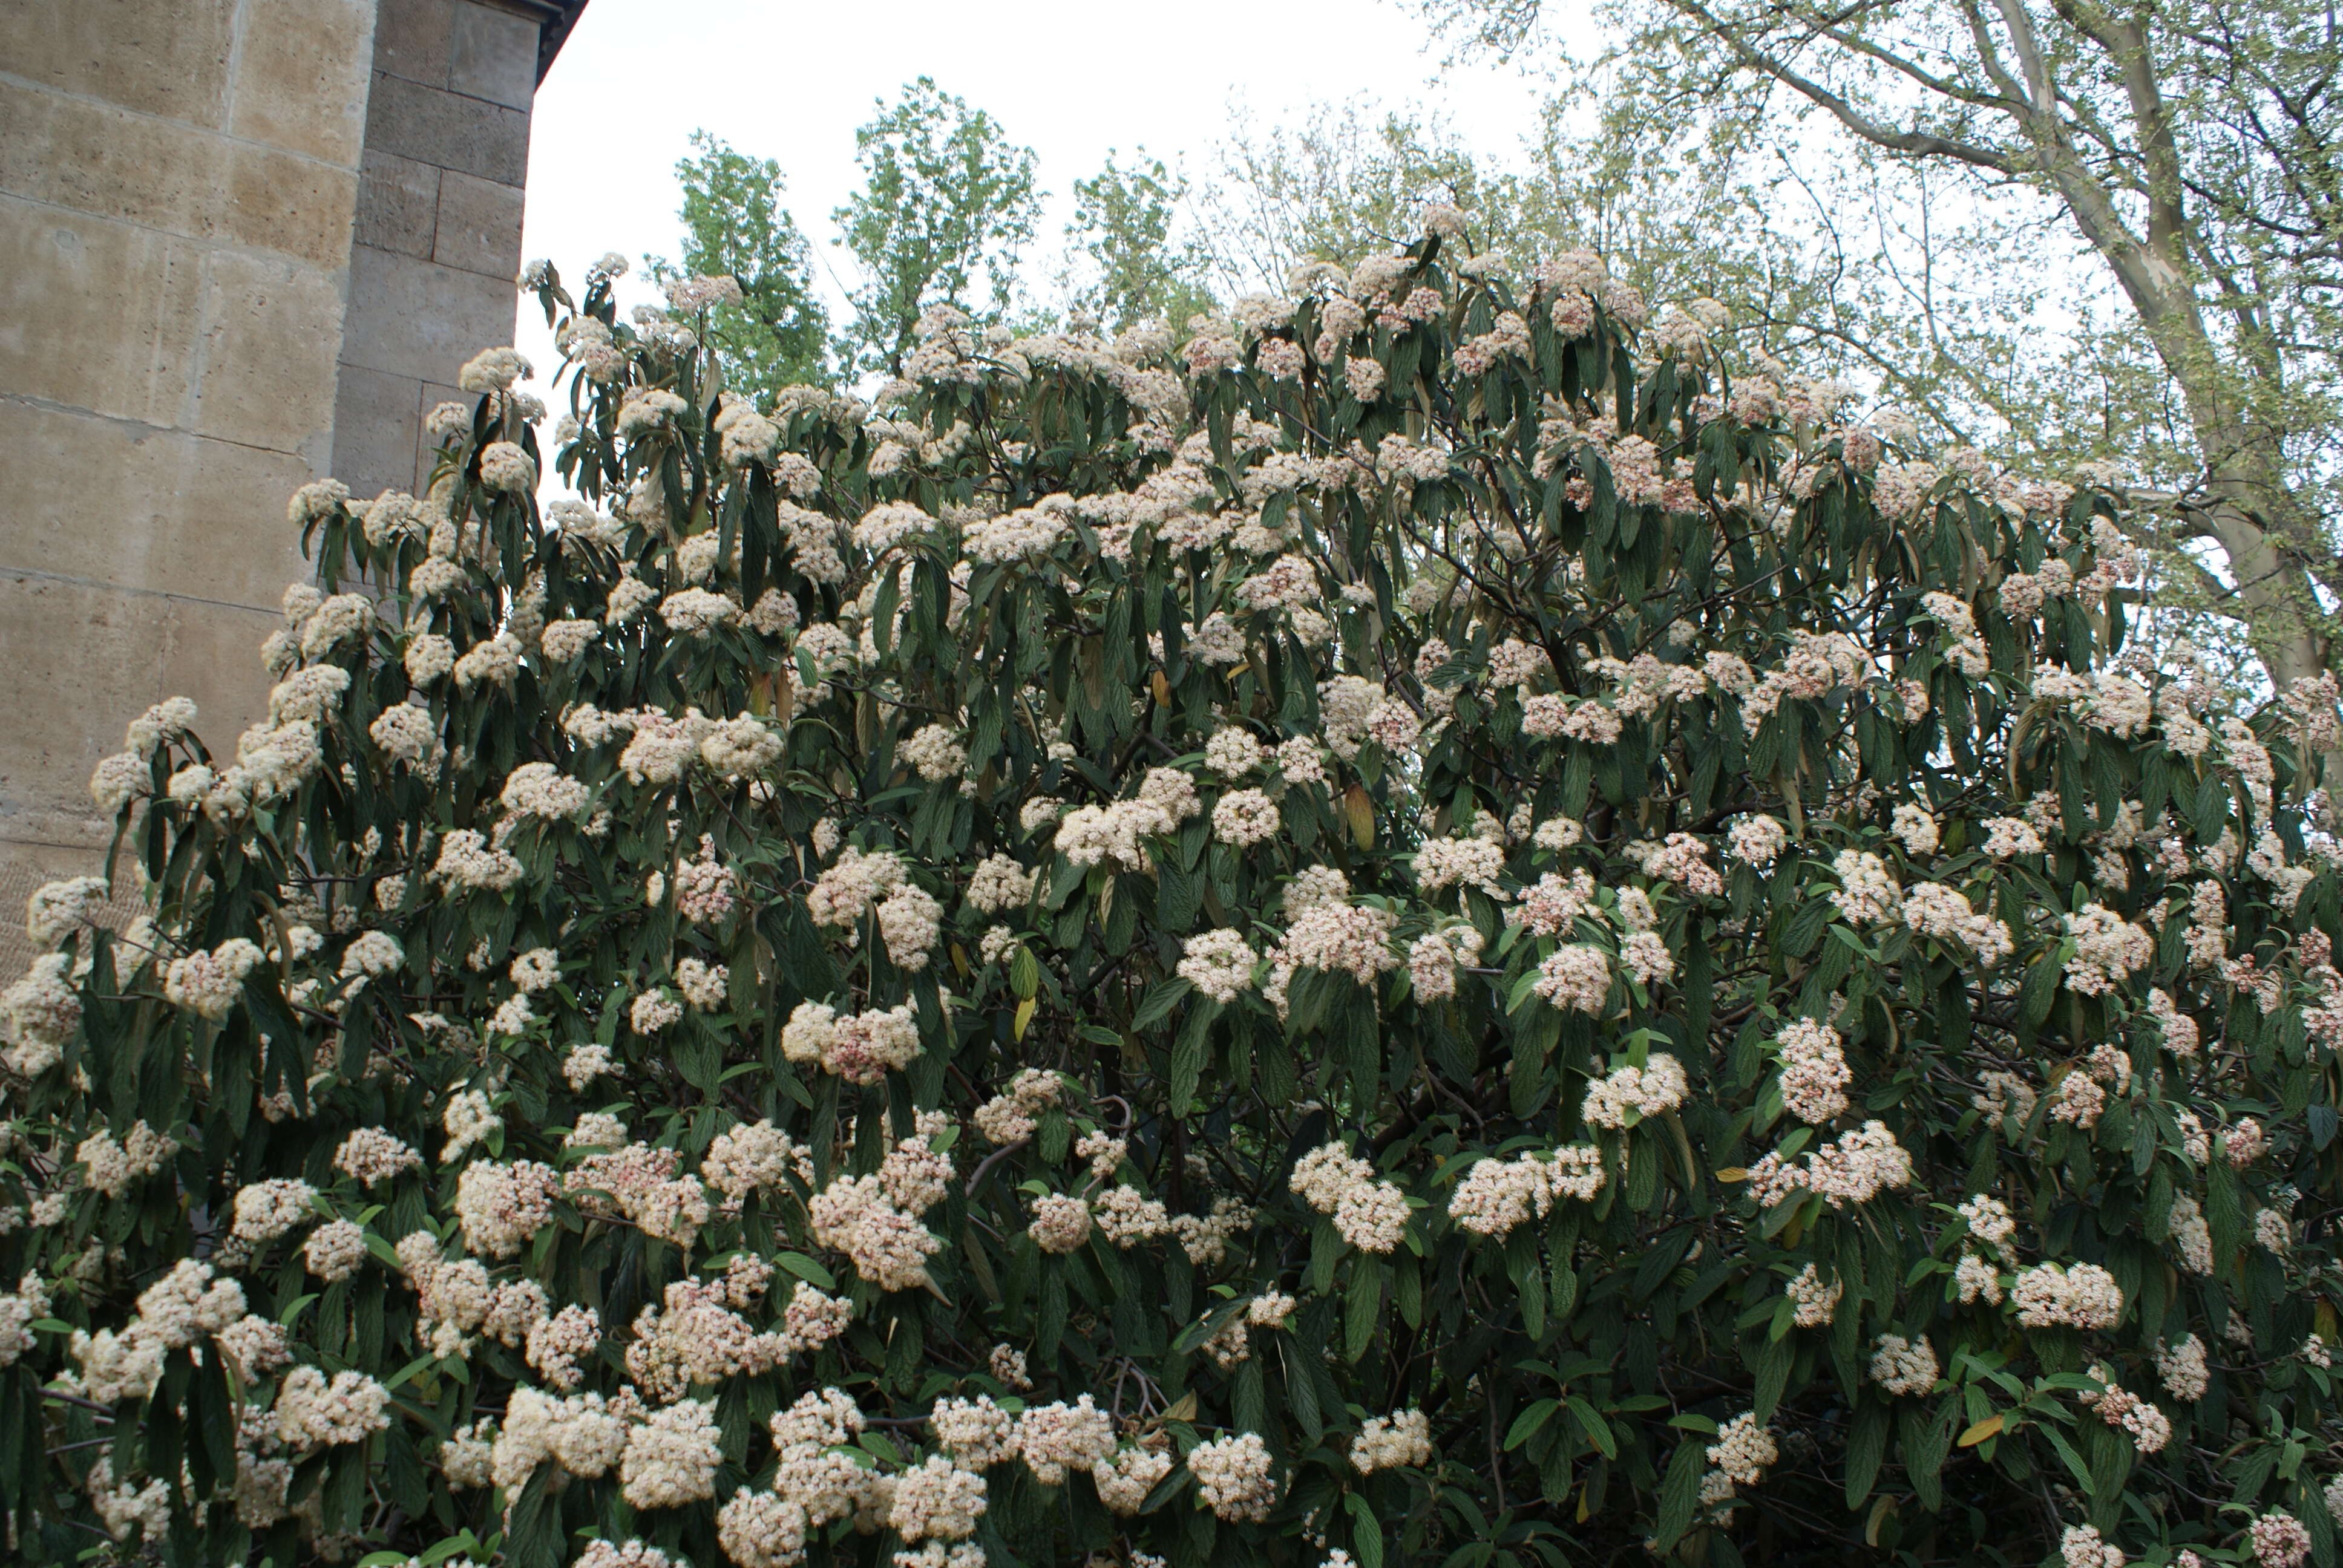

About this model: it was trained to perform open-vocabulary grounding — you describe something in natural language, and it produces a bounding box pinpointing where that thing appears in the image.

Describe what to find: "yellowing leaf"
[1344,785,1375,849]
[1014,996,1035,1042]
[1714,1167,1749,1183]
[1151,670,1172,707]
[1164,1391,1198,1423]
[1956,1414,2004,1448]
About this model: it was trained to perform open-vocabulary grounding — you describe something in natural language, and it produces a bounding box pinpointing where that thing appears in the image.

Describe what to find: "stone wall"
[0,0,379,958]
[332,0,554,500]
[0,0,578,976]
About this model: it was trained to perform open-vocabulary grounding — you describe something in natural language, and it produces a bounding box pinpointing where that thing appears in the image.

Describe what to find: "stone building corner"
[0,0,587,975]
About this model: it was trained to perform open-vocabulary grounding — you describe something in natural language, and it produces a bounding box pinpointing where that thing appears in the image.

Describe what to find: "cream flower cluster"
[78,1120,176,1197]
[1726,814,1787,866]
[1178,928,1260,1002]
[163,937,264,1021]
[1746,1122,1913,1209]
[2011,1262,2125,1330]
[1867,1333,1938,1396]
[1532,943,1611,1014]
[273,1365,393,1451]
[1415,836,1509,899]
[2078,1366,2171,1454]
[1272,893,1401,992]
[2155,1333,2209,1402]
[2250,1512,2312,1568]
[1447,1146,1604,1236]
[1900,881,2013,965]
[1187,1431,1279,1522]
[1705,1412,1777,1486]
[1027,1192,1092,1253]
[1291,1143,1409,1252]
[1774,1018,1850,1124]
[782,1000,923,1083]
[1786,1263,1843,1327]
[2060,1523,2126,1568]
[974,1067,1061,1145]
[1408,923,1484,1000]
[1014,1394,1116,1483]
[1581,1053,1688,1129]
[1350,1408,1432,1472]
[2062,904,2154,995]
[809,1175,942,1291]
[964,853,1035,913]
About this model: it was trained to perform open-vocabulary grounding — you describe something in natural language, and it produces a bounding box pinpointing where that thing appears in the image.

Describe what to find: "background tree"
[649,131,831,400]
[1063,149,1218,333]
[1424,0,2343,705]
[1193,101,1513,293]
[834,78,1042,376]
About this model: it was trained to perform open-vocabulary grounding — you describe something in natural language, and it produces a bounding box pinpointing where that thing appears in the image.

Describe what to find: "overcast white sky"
[513,0,1587,372]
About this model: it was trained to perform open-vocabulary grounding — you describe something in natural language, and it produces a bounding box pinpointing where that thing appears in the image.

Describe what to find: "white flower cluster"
[0,1273,52,1367]
[782,1001,923,1084]
[809,1174,941,1291]
[1829,849,1901,925]
[2079,1366,2171,1454]
[1272,890,1400,994]
[26,875,110,947]
[889,1453,989,1541]
[1705,1412,1777,1486]
[974,1068,1062,1145]
[1774,1018,1850,1124]
[1901,881,2013,965]
[1054,772,1197,870]
[2060,1523,2126,1568]
[273,1365,392,1451]
[1187,1431,1279,1522]
[701,1120,812,1204]
[2250,1512,2312,1568]
[1786,1263,1843,1327]
[1581,1053,1688,1129]
[1178,928,1259,1002]
[231,1177,318,1243]
[2011,1262,2125,1330]
[1291,1143,1409,1252]
[1,952,81,1074]
[900,724,968,782]
[1350,1408,1433,1472]
[1867,1333,1938,1396]
[78,1120,176,1197]
[1027,1192,1092,1253]
[1415,836,1509,899]
[1532,943,1611,1014]
[1407,923,1484,1000]
[806,844,906,929]
[1447,1146,1604,1236]
[2062,904,2154,995]
[1746,1121,1913,1209]
[1726,813,1788,867]
[163,936,264,1021]
[1013,1393,1116,1483]
[2155,1333,2209,1402]
[964,854,1034,913]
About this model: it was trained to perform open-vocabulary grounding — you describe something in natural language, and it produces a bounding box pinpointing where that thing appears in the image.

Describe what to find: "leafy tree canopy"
[834,79,1043,377]
[650,131,832,402]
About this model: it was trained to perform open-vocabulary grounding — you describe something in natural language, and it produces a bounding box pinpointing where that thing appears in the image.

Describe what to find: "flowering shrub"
[9,232,2343,1567]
